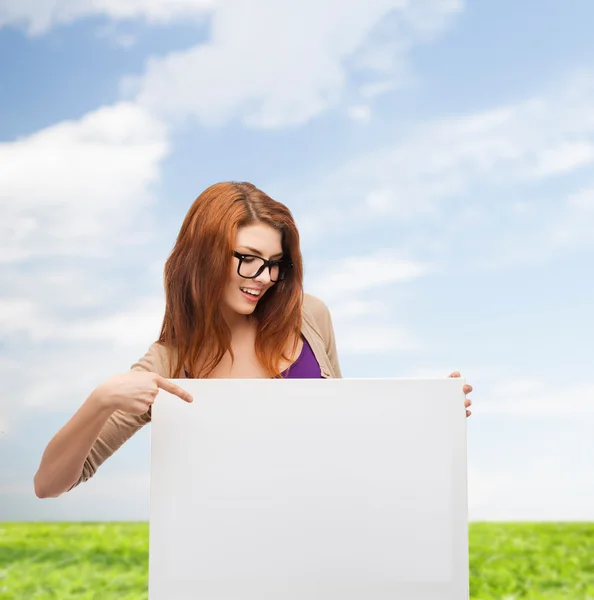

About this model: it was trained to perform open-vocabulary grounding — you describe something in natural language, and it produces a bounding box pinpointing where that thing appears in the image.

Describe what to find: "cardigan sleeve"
[69,342,170,489]
[319,299,342,378]
[302,293,342,378]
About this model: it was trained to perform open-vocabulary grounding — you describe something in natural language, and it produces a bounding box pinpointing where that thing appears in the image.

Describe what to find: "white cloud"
[0,295,164,348]
[285,70,594,274]
[468,453,594,521]
[408,365,499,381]
[0,299,40,338]
[298,71,594,228]
[0,0,214,36]
[528,141,594,179]
[347,105,372,123]
[548,184,594,250]
[567,185,594,211]
[126,0,462,129]
[303,250,428,355]
[4,324,163,415]
[306,249,429,302]
[15,344,154,413]
[2,0,462,131]
[328,299,385,322]
[63,296,165,347]
[479,379,594,416]
[0,292,165,415]
[0,101,169,263]
[338,324,422,354]
[359,80,398,99]
[0,102,171,424]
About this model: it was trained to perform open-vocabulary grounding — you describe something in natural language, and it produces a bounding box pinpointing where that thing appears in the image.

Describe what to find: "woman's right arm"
[33,387,123,498]
[33,345,193,499]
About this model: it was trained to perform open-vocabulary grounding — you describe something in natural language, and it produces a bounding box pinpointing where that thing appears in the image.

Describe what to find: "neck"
[220,305,254,334]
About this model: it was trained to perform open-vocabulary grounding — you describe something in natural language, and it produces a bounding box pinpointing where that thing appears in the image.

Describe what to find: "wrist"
[88,385,117,415]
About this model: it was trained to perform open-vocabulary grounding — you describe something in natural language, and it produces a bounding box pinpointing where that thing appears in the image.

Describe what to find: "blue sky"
[1,0,594,522]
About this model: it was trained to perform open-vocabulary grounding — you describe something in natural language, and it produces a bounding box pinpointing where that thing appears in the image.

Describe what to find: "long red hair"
[158,181,304,378]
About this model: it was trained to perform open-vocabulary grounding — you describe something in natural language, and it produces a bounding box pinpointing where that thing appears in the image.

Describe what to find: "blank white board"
[149,378,468,600]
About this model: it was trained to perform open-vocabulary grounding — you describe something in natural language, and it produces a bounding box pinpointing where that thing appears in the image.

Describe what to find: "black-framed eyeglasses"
[233,251,293,282]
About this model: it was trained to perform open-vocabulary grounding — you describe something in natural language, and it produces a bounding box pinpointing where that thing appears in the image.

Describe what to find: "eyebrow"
[239,246,284,259]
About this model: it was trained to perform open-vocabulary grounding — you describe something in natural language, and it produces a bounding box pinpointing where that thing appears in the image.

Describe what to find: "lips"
[239,287,263,302]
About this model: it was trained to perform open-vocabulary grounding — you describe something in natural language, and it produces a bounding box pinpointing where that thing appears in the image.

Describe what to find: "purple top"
[183,337,322,378]
[281,337,322,378]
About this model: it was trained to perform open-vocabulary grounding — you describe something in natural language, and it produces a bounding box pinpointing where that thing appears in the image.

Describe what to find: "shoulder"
[302,291,342,377]
[130,341,173,377]
[302,292,335,336]
[302,292,332,321]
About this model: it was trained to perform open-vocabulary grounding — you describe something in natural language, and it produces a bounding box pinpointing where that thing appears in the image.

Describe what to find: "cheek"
[228,265,241,285]
[223,270,237,297]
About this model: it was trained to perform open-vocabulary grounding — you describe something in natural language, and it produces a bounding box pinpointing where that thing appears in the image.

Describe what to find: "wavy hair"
[158,181,304,379]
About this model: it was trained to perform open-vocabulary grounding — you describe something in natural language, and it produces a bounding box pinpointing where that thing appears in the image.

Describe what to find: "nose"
[254,266,272,285]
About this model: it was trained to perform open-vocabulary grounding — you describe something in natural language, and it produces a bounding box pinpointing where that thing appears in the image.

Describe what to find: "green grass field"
[1,522,593,599]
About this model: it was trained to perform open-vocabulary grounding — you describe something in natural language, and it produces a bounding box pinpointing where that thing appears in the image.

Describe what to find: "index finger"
[154,375,193,402]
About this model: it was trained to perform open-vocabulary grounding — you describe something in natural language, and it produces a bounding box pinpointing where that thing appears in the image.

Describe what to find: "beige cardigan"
[71,293,341,489]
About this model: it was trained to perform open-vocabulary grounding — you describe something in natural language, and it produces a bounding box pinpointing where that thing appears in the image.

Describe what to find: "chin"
[236,303,257,315]
[223,298,258,317]
[222,286,269,318]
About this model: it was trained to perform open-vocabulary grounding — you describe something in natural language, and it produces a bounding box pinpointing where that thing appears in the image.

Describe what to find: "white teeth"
[241,287,261,296]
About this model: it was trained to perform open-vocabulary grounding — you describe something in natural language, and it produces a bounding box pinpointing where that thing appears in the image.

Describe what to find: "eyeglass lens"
[239,256,282,281]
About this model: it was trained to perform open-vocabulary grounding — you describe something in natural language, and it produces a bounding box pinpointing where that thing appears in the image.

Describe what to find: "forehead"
[235,223,282,255]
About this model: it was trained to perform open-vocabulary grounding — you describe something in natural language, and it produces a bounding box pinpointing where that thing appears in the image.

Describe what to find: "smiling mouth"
[240,287,263,299]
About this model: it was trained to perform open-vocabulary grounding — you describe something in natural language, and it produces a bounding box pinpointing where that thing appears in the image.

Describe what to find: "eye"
[242,256,256,264]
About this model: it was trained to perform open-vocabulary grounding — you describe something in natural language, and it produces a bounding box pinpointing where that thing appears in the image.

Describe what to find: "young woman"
[34,181,472,499]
